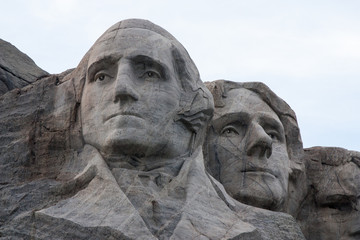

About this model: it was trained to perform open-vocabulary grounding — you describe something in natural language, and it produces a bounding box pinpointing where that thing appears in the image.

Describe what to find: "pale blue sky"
[1,0,359,150]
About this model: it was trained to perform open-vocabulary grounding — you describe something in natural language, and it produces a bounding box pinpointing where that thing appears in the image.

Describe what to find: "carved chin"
[102,129,151,155]
[101,128,173,158]
[230,177,286,211]
[235,190,284,211]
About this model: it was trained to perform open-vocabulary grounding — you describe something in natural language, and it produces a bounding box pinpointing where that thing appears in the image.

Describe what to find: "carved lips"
[240,166,277,179]
[104,111,143,122]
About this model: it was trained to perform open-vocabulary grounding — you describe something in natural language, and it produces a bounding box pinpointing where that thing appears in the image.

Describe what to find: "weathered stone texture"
[297,147,360,240]
[0,69,77,229]
[0,39,49,95]
[204,80,306,217]
[1,19,358,240]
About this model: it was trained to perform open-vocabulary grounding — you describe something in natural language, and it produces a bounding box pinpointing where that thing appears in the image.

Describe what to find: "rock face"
[297,147,360,240]
[204,80,360,240]
[0,19,358,240]
[0,39,48,95]
[204,80,306,216]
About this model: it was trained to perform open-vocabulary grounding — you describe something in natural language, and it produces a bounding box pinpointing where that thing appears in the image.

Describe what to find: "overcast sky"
[1,0,359,151]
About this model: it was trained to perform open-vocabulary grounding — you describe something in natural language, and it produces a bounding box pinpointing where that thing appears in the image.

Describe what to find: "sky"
[1,0,359,151]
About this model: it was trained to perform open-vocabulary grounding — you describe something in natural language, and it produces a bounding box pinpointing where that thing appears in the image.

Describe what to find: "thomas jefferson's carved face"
[81,28,191,159]
[207,88,290,210]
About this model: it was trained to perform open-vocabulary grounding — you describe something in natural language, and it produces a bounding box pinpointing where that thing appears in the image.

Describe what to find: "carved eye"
[94,73,108,82]
[221,126,239,136]
[323,201,353,212]
[97,74,105,81]
[144,71,161,79]
[267,131,279,141]
[268,133,276,139]
[321,195,357,212]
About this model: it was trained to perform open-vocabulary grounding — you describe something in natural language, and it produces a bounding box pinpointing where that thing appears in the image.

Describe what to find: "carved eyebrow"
[131,55,169,78]
[212,112,250,131]
[259,113,285,137]
[87,54,171,81]
[87,55,121,80]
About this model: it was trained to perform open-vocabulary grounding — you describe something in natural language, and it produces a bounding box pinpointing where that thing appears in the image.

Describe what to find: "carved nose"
[246,122,272,158]
[113,65,139,103]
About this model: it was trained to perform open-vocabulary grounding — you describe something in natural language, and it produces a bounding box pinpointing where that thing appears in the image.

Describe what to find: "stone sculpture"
[33,18,264,240]
[203,80,360,240]
[3,18,358,240]
[297,147,360,239]
[204,80,305,214]
[1,19,283,239]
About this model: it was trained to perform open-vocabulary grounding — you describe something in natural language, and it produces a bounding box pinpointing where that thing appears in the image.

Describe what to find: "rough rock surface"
[0,19,306,240]
[204,80,306,217]
[0,39,48,95]
[1,18,357,240]
[204,80,360,240]
[297,147,360,240]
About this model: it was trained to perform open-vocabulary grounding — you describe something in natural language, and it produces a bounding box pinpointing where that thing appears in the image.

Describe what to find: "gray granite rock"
[204,80,306,216]
[0,19,314,240]
[204,80,360,240]
[0,19,259,239]
[297,147,360,240]
[0,39,48,95]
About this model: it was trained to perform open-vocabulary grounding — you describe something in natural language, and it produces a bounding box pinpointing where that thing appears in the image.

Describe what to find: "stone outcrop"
[0,69,79,232]
[0,19,305,240]
[0,19,358,240]
[297,147,360,240]
[0,39,48,95]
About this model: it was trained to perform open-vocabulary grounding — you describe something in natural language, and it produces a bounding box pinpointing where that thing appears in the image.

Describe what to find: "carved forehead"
[214,88,282,123]
[206,80,304,161]
[94,28,172,50]
[206,80,296,122]
[88,28,173,68]
[221,88,276,113]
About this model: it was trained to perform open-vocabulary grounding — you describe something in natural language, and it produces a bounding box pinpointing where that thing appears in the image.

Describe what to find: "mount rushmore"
[0,19,359,240]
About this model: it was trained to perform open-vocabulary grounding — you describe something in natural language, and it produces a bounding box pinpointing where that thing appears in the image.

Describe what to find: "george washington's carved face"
[207,88,290,210]
[81,28,191,160]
